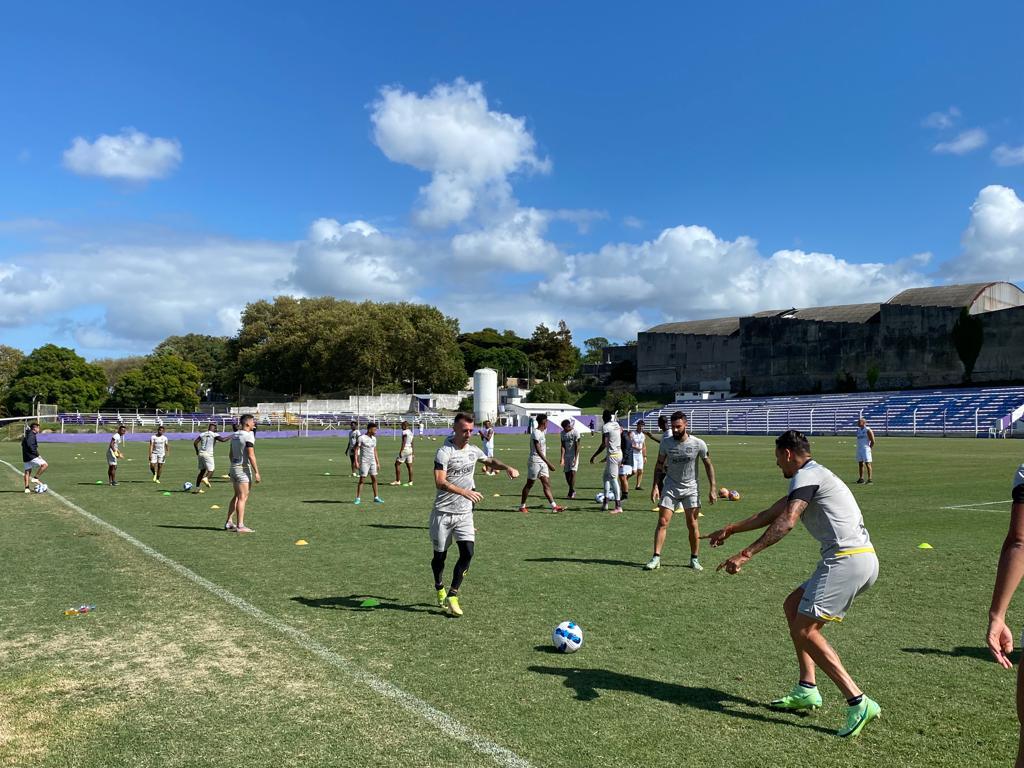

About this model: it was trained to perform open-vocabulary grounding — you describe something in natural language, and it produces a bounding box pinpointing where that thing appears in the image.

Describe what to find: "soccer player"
[559,418,582,499]
[21,422,48,493]
[478,420,496,475]
[193,422,229,493]
[346,421,361,477]
[987,462,1024,767]
[644,411,716,572]
[354,422,383,504]
[618,427,634,500]
[225,414,260,533]
[855,417,875,484]
[589,409,623,514]
[391,420,415,486]
[631,421,648,490]
[709,430,881,738]
[519,414,565,513]
[148,425,170,483]
[431,412,520,617]
[649,414,670,509]
[107,425,127,486]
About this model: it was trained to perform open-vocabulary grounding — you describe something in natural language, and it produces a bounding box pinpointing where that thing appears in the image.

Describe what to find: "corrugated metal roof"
[786,303,881,323]
[887,283,995,308]
[644,317,742,336]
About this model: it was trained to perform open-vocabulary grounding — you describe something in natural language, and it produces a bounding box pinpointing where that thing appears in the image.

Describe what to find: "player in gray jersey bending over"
[431,412,519,617]
[708,429,881,738]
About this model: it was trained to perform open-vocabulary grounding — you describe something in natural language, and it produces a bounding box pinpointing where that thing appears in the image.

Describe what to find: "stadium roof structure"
[643,282,1024,335]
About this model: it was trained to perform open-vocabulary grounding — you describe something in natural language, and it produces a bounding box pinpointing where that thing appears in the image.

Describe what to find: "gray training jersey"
[561,429,581,462]
[357,434,377,465]
[529,428,547,464]
[197,430,218,454]
[787,459,873,559]
[658,434,708,492]
[230,430,255,467]
[433,437,487,516]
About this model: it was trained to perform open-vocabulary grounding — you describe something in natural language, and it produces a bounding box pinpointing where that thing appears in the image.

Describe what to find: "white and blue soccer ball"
[552,620,584,653]
[595,492,606,504]
[34,483,48,494]
[183,482,193,491]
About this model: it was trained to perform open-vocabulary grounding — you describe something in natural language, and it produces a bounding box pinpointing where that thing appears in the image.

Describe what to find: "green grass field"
[1,433,1021,767]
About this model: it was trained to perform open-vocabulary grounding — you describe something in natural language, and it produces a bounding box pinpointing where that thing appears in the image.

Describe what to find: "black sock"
[847,694,864,706]
[691,552,698,559]
[799,680,816,689]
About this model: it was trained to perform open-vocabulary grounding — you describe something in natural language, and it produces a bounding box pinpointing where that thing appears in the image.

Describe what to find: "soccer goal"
[36,403,59,423]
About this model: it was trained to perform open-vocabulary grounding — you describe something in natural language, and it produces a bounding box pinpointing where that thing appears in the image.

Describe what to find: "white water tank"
[473,368,499,424]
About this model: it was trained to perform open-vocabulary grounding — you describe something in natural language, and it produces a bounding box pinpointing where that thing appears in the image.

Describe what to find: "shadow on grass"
[527,666,832,733]
[365,523,428,530]
[290,595,434,613]
[156,524,225,532]
[302,499,345,504]
[902,646,1017,664]
[525,556,686,569]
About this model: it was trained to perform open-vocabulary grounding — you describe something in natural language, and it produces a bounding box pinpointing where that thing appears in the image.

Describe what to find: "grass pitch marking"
[0,459,534,768]
[939,499,1012,510]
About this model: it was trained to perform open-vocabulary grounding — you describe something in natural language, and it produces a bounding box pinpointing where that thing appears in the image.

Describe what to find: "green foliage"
[582,336,610,364]
[0,345,25,414]
[458,328,529,376]
[93,355,147,388]
[602,388,638,413]
[476,347,529,380]
[866,362,880,390]
[154,334,232,393]
[112,354,203,410]
[458,395,473,413]
[528,321,580,380]
[4,344,109,415]
[951,307,984,383]
[524,381,573,404]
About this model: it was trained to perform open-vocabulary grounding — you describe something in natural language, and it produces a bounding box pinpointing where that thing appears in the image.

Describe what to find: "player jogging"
[431,412,520,617]
[354,422,383,505]
[478,420,496,475]
[559,418,582,499]
[193,422,229,493]
[149,425,170,483]
[391,420,415,486]
[519,414,565,513]
[107,425,127,486]
[21,422,48,493]
[709,430,881,738]
[631,421,648,490]
[224,414,260,533]
[987,462,1024,766]
[346,421,361,477]
[589,409,623,515]
[644,411,716,572]
[855,417,875,484]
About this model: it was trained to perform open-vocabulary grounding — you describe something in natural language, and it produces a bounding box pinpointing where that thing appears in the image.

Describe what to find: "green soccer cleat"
[837,696,880,737]
[446,595,463,617]
[769,684,823,712]
[436,587,447,607]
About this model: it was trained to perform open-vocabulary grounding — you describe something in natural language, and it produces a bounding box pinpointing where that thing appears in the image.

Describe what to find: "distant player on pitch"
[709,429,881,738]
[346,421,361,477]
[391,420,415,486]
[193,422,229,493]
[644,411,716,572]
[21,422,48,493]
[149,425,170,483]
[855,417,875,484]
[519,414,565,513]
[630,421,648,490]
[559,418,582,499]
[589,409,623,514]
[107,424,127,486]
[354,422,383,505]
[225,414,260,533]
[478,420,496,475]
[987,461,1024,767]
[431,412,520,617]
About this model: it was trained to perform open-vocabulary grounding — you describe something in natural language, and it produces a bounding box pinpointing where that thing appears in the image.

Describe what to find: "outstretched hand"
[716,551,750,575]
[704,527,731,547]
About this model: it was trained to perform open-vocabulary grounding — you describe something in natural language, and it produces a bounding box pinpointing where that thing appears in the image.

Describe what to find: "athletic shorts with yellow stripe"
[798,547,879,623]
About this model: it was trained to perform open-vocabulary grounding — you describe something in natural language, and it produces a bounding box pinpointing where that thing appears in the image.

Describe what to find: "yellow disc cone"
[918,542,933,549]
[210,505,221,510]
[295,539,308,546]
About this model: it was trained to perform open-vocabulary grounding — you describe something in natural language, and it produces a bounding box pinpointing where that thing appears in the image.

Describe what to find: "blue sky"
[2,1,1023,358]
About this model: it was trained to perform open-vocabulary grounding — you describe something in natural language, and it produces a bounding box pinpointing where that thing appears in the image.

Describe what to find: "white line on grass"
[939,499,1012,510]
[1,460,534,768]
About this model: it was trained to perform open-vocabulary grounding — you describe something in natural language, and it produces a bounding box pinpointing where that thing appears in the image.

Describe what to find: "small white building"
[504,402,590,432]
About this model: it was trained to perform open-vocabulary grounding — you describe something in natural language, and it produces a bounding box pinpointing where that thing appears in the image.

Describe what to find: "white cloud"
[993,144,1024,167]
[450,208,562,272]
[622,215,644,229]
[371,79,549,227]
[289,218,419,299]
[63,128,182,181]
[933,128,988,155]
[922,106,961,129]
[942,185,1024,281]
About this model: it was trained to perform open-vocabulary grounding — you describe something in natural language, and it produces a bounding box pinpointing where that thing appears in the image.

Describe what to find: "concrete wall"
[976,305,1024,383]
[234,393,464,416]
[637,331,739,393]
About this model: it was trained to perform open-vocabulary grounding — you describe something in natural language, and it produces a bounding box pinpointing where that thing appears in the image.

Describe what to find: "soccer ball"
[183,482,193,491]
[728,489,741,501]
[34,483,48,494]
[595,492,606,504]
[718,487,730,499]
[553,621,584,653]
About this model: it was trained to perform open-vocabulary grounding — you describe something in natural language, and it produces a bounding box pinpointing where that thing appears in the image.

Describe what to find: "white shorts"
[150,454,166,465]
[483,442,494,458]
[396,449,414,464]
[430,511,475,551]
[527,460,549,480]
[229,465,252,485]
[23,456,46,472]
[198,453,215,472]
[107,451,119,466]
[857,446,872,463]
[360,461,378,478]
[633,455,644,471]
[799,550,878,622]
[619,464,634,477]
[659,486,700,511]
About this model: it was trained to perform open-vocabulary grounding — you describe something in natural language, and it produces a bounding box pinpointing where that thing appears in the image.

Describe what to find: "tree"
[4,345,109,415]
[113,354,203,410]
[153,334,232,393]
[0,345,25,416]
[951,307,984,383]
[93,356,147,388]
[528,321,580,380]
[477,347,529,381]
[582,337,610,364]
[866,363,880,390]
[602,389,638,414]
[524,381,573,403]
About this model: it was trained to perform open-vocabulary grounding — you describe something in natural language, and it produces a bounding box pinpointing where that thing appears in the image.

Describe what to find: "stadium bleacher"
[636,386,1024,437]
